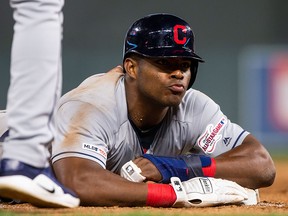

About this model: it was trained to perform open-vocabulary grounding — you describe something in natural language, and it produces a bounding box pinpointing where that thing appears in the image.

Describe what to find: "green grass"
[1,211,288,216]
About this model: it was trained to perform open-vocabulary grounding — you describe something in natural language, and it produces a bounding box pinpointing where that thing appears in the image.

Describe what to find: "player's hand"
[133,157,162,182]
[120,158,162,182]
[171,177,248,207]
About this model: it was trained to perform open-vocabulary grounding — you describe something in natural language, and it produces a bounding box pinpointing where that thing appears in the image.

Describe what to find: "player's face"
[135,56,192,107]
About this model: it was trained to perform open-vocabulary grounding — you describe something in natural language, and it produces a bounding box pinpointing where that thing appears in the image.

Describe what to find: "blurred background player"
[0,0,79,208]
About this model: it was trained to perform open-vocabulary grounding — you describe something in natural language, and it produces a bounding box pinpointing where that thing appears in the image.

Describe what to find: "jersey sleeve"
[191,91,249,157]
[51,100,112,168]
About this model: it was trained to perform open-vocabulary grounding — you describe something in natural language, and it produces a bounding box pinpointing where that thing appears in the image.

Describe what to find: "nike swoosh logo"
[37,184,56,193]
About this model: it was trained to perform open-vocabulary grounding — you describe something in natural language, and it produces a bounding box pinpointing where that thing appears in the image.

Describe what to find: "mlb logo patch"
[82,143,107,159]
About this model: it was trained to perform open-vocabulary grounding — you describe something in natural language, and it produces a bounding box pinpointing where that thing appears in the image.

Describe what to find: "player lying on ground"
[50,14,275,207]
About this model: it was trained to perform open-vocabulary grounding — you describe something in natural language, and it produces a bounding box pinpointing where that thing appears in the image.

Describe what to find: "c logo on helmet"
[173,25,187,45]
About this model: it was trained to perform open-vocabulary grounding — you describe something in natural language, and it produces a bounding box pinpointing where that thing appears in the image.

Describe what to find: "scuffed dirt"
[0,159,287,215]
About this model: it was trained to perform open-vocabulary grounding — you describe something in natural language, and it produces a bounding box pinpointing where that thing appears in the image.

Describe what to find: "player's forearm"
[214,135,275,189]
[215,156,274,189]
[54,159,147,206]
[79,175,148,206]
[74,171,178,207]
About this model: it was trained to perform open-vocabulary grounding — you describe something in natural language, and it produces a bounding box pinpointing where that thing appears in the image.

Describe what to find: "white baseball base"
[242,188,260,205]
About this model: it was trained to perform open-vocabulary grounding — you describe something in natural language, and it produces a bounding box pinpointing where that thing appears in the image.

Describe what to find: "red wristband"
[146,183,176,207]
[202,157,216,177]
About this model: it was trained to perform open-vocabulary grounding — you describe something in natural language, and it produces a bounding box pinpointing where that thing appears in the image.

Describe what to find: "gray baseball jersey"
[51,66,249,174]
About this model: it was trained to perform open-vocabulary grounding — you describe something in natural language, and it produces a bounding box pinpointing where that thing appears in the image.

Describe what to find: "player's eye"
[180,62,191,71]
[156,59,170,66]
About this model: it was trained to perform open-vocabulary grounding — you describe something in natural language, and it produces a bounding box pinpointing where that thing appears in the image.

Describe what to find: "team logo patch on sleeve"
[197,117,227,154]
[82,143,107,159]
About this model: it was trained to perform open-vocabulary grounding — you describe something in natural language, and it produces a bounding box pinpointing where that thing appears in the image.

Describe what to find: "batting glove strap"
[181,154,216,177]
[170,177,193,208]
[120,160,146,182]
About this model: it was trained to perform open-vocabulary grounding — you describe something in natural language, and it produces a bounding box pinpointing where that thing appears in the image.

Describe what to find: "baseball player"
[52,14,275,207]
[0,0,79,208]
[56,14,274,207]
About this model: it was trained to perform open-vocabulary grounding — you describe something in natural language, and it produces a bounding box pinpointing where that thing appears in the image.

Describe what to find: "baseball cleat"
[0,159,80,208]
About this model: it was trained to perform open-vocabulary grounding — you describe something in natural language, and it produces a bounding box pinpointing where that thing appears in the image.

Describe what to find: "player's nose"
[170,69,184,79]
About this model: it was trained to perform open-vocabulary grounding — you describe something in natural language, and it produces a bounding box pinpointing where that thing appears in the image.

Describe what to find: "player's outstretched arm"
[53,157,248,207]
[214,134,275,189]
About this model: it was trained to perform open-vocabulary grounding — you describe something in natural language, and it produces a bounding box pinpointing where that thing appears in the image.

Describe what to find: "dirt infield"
[0,158,287,216]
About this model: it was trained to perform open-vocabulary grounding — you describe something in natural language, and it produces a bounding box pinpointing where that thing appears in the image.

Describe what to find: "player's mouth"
[168,84,185,93]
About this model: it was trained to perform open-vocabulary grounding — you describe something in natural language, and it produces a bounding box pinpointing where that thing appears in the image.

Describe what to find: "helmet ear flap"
[188,61,198,88]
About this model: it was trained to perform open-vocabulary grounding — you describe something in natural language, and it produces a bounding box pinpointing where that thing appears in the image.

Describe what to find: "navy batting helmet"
[123,13,204,88]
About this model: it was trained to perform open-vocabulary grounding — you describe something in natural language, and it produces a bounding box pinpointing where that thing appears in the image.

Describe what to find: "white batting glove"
[170,177,248,207]
[120,160,146,182]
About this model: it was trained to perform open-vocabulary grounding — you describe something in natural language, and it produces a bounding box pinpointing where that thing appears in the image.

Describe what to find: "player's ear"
[124,57,138,79]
